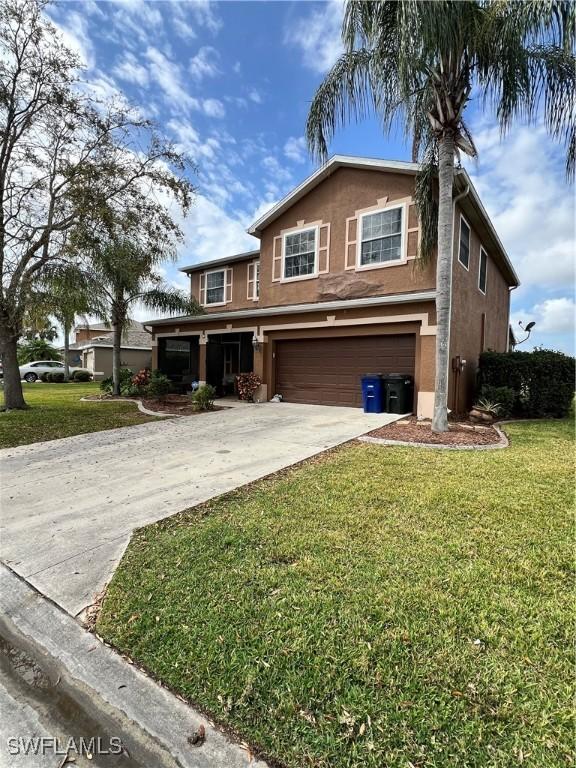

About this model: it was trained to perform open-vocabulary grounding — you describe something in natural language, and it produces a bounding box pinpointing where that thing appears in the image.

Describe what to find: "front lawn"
[0,382,157,448]
[97,421,574,768]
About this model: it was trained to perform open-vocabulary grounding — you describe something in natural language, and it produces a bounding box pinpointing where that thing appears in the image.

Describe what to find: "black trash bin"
[382,373,414,414]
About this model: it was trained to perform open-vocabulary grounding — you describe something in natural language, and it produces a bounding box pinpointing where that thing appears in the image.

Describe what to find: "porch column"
[253,336,268,403]
[151,340,158,370]
[198,334,207,385]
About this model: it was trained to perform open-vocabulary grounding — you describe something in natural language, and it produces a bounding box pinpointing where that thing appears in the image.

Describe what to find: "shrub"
[236,372,261,401]
[131,368,151,394]
[191,383,216,411]
[40,372,51,382]
[48,371,65,383]
[479,385,515,418]
[72,369,92,382]
[99,368,133,395]
[478,349,575,418]
[146,370,171,401]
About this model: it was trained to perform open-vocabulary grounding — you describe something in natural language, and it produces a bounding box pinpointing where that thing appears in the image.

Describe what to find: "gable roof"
[179,249,260,274]
[66,322,151,351]
[247,154,519,288]
[248,156,420,236]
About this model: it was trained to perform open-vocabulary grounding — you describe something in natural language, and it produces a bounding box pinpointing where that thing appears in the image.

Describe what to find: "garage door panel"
[275,335,415,407]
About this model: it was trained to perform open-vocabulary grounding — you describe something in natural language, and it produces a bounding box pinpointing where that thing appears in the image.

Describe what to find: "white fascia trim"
[146,290,437,326]
[248,155,420,235]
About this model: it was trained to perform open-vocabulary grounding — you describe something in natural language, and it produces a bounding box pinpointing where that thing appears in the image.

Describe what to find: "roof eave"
[144,290,437,327]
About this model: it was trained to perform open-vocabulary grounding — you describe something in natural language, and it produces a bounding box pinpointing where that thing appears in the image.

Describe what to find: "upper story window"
[255,261,260,298]
[478,247,488,294]
[458,216,470,269]
[283,228,317,280]
[205,269,225,305]
[358,206,404,267]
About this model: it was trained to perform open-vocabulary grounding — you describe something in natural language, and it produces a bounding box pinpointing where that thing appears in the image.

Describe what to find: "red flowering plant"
[131,368,151,395]
[235,372,261,401]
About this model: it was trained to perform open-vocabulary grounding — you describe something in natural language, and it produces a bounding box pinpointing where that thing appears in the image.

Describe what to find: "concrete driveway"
[0,402,403,616]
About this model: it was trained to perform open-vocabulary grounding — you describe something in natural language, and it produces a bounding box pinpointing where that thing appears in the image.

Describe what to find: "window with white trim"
[205,269,225,305]
[478,247,487,294]
[254,261,260,298]
[359,207,403,266]
[458,216,470,269]
[283,228,316,279]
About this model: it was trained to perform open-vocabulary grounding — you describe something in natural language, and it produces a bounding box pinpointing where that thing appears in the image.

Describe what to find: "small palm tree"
[306,0,574,431]
[86,238,201,395]
[37,262,102,380]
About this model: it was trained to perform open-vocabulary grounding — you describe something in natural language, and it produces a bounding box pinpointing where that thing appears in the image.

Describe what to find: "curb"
[359,424,509,451]
[80,396,176,417]
[0,563,268,768]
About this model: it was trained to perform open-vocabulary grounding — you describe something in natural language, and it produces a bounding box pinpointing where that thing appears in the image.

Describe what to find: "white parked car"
[19,360,88,382]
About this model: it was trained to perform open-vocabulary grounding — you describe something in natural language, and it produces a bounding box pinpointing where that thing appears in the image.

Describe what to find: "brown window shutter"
[272,236,282,281]
[225,267,233,303]
[199,273,206,305]
[318,223,330,273]
[247,262,254,300]
[345,217,357,269]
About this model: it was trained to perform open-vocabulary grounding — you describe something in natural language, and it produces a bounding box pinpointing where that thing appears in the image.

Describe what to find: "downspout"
[447,182,470,411]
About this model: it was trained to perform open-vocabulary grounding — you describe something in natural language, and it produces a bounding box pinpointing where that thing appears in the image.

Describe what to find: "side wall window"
[478,248,488,294]
[458,216,470,269]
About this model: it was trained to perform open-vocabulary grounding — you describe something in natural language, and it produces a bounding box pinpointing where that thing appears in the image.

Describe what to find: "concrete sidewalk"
[0,563,268,768]
[1,402,401,616]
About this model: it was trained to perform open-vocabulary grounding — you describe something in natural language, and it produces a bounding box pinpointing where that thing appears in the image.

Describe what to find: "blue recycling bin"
[361,374,384,413]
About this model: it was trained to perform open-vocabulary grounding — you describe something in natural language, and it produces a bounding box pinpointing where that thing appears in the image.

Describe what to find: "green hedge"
[478,349,575,418]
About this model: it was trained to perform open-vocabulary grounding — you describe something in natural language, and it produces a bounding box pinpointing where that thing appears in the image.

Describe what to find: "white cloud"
[49,10,95,69]
[248,88,263,104]
[189,46,220,81]
[284,136,307,164]
[189,0,223,35]
[464,124,575,292]
[532,298,575,334]
[110,0,164,46]
[145,46,195,109]
[201,98,225,119]
[113,52,149,87]
[177,195,258,265]
[284,0,344,73]
[510,298,575,353]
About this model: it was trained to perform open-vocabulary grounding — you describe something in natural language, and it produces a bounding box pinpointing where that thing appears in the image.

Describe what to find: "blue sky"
[48,0,575,354]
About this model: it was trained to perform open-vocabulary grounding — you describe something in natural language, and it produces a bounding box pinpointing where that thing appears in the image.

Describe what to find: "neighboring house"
[147,156,519,416]
[63,322,152,380]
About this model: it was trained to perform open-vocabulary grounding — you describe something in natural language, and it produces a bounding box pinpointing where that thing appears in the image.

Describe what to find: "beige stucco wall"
[449,202,511,411]
[88,348,152,380]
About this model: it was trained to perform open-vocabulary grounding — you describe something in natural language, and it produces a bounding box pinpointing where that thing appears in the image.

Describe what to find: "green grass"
[0,382,157,448]
[97,421,575,768]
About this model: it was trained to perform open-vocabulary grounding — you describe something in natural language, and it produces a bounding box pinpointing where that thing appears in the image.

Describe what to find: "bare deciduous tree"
[0,0,195,409]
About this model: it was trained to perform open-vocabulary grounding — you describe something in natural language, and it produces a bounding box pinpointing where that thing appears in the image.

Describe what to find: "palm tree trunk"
[431,132,456,433]
[63,321,70,382]
[112,318,121,396]
[0,323,26,410]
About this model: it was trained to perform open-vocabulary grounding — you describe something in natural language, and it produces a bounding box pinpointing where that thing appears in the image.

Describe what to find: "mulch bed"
[140,396,224,416]
[84,394,224,416]
[367,416,502,446]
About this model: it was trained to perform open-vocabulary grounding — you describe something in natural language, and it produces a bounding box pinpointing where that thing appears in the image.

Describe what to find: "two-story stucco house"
[146,156,519,417]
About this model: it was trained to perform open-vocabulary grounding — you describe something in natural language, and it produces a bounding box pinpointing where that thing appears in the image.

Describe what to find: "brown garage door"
[275,335,416,407]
